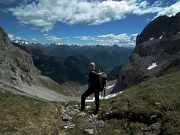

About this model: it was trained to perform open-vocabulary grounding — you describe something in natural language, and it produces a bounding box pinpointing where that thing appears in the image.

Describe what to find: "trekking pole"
[101,91,103,99]
[103,84,106,98]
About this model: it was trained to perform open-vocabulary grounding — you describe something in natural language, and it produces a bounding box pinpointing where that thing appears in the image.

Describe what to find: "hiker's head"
[89,62,95,70]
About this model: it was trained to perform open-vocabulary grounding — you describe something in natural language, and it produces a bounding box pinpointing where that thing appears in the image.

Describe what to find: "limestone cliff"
[113,12,180,92]
[0,26,40,86]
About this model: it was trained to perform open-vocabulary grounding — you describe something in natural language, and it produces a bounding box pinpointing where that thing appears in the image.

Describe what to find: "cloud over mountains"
[75,33,137,47]
[8,0,180,32]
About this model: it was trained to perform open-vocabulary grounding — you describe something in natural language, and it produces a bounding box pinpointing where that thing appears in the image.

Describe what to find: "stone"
[85,105,91,110]
[83,129,94,135]
[77,112,86,117]
[69,109,80,115]
[62,114,72,121]
[73,104,79,109]
[155,102,161,106]
[151,123,161,130]
[88,120,105,129]
[66,105,73,111]
[94,120,105,128]
[143,126,152,132]
[62,110,67,115]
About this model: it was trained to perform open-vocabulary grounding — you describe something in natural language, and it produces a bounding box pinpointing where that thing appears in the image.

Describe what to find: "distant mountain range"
[12,43,105,84]
[11,40,133,72]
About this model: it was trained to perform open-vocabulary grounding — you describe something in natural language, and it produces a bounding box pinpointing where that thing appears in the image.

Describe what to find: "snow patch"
[85,91,123,102]
[105,84,115,90]
[147,62,157,70]
[159,35,163,39]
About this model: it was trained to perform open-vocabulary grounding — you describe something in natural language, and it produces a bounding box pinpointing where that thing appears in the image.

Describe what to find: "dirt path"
[0,82,80,102]
[0,80,117,102]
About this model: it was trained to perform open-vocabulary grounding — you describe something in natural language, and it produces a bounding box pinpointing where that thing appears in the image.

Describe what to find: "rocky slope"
[0,26,41,86]
[114,12,180,92]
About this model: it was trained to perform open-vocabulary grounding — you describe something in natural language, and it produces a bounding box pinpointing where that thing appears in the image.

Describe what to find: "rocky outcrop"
[114,12,180,92]
[136,12,180,45]
[0,26,40,86]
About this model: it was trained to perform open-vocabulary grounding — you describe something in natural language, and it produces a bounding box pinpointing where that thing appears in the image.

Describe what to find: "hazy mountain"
[12,43,104,84]
[107,64,123,80]
[12,40,133,72]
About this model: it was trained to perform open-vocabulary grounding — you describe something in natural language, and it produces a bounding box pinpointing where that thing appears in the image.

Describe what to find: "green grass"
[97,70,180,134]
[0,90,64,135]
[68,70,180,134]
[37,77,71,96]
[1,70,180,134]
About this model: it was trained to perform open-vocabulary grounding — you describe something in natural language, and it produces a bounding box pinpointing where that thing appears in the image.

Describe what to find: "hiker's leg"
[81,88,94,110]
[94,91,100,111]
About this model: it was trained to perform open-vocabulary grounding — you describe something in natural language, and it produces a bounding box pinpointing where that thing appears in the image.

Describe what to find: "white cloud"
[75,33,137,47]
[15,36,22,40]
[45,35,61,42]
[8,0,180,32]
[8,34,14,39]
[42,34,70,43]
[154,1,180,18]
[31,38,38,42]
[43,34,48,37]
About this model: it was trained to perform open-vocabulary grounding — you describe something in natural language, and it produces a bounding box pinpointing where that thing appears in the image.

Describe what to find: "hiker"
[81,62,100,115]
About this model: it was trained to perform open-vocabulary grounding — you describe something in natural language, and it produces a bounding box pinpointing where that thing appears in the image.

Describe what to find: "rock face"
[114,12,180,92]
[0,26,40,86]
[136,12,180,45]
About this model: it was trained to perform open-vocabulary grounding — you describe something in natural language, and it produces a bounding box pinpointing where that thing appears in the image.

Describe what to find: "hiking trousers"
[81,87,99,111]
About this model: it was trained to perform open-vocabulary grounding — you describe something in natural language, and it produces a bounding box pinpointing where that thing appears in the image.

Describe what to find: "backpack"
[92,71,108,93]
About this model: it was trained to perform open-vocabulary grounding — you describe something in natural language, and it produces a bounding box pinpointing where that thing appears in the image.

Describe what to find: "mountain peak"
[136,12,180,46]
[114,12,180,92]
[12,39,30,45]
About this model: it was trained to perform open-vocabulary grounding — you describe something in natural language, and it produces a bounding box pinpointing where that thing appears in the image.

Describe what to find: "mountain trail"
[0,80,117,102]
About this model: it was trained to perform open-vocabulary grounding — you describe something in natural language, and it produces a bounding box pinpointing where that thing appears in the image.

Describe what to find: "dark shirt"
[88,69,99,88]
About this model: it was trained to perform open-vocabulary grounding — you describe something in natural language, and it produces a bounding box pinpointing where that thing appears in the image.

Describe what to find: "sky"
[0,0,180,47]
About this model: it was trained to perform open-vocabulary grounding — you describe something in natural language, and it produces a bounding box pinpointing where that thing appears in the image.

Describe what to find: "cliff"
[114,12,180,92]
[0,26,40,86]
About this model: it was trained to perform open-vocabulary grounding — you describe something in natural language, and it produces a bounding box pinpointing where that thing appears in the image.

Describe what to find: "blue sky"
[0,0,180,47]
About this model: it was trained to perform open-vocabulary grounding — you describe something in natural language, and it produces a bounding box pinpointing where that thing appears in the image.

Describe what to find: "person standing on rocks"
[81,62,100,115]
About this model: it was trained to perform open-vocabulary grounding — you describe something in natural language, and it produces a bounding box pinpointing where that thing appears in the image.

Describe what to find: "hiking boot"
[92,110,98,115]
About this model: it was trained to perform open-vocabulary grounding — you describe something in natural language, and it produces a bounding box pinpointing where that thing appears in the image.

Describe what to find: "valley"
[0,11,180,135]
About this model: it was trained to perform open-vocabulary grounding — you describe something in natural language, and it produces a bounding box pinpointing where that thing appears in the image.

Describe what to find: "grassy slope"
[0,90,64,135]
[0,70,180,134]
[98,70,180,134]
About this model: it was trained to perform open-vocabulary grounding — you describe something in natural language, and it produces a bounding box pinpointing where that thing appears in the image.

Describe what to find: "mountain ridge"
[12,42,105,84]
[114,12,180,92]
[11,40,133,72]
